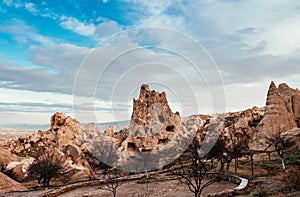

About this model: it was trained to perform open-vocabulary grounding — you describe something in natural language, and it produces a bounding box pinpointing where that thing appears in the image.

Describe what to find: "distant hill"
[94,120,130,131]
[0,128,34,144]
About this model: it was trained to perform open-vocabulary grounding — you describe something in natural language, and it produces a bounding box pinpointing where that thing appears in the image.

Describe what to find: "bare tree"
[133,185,154,197]
[100,168,123,197]
[207,125,250,178]
[171,138,218,197]
[28,149,65,187]
[83,133,119,171]
[264,121,291,170]
[265,131,287,169]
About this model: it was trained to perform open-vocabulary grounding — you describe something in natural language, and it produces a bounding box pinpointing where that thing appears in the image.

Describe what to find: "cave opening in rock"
[296,119,300,128]
[141,148,151,152]
[127,142,136,151]
[166,125,175,132]
[158,138,169,145]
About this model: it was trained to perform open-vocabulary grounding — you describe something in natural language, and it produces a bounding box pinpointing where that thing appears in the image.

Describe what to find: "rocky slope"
[0,172,28,195]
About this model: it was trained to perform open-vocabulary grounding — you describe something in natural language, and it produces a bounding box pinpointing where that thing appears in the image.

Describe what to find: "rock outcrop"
[251,82,298,151]
[4,112,94,181]
[278,83,300,127]
[1,82,299,180]
[121,84,181,152]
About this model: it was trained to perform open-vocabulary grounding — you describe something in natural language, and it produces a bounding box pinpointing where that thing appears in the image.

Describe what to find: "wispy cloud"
[0,19,52,44]
[60,16,96,37]
[24,2,38,14]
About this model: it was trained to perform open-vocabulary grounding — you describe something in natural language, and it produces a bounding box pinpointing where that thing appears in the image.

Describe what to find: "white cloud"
[0,19,52,44]
[123,0,300,55]
[59,16,122,40]
[24,2,38,14]
[94,20,122,40]
[60,16,96,37]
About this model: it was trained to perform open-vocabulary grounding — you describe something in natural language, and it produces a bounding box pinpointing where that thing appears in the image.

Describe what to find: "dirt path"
[59,179,236,197]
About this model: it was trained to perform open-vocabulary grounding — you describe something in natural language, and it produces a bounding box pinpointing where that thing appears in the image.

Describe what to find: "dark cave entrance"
[166,125,175,132]
[127,142,136,151]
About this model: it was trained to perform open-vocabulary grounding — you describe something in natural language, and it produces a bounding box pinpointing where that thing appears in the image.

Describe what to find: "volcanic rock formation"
[2,112,94,181]
[121,84,181,152]
[251,82,299,150]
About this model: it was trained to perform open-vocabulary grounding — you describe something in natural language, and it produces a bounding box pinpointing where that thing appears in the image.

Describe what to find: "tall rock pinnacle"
[251,81,297,150]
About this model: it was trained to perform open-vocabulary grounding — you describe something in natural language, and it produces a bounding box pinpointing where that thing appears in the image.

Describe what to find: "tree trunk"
[195,190,200,197]
[234,158,238,173]
[281,158,286,170]
[250,155,254,176]
[220,161,225,174]
[225,162,230,180]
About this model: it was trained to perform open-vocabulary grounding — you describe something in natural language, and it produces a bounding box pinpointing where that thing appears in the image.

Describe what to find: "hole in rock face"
[127,142,136,151]
[296,119,300,128]
[141,148,151,152]
[158,138,169,145]
[166,125,175,132]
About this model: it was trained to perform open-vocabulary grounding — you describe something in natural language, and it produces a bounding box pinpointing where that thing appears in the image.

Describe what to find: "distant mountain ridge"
[0,120,130,132]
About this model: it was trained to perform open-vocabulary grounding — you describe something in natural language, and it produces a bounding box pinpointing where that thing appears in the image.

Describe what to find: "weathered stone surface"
[1,82,299,178]
[121,84,181,153]
[251,82,297,151]
[104,126,116,137]
[3,112,94,180]
[50,112,82,149]
[196,107,264,158]
[278,83,300,126]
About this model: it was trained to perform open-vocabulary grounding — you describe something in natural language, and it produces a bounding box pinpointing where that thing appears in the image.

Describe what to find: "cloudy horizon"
[1,0,300,130]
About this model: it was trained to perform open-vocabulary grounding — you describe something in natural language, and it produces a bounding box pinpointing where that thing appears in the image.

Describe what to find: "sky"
[1,0,300,129]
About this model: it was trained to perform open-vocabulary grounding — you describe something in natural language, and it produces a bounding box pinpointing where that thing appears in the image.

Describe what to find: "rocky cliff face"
[251,82,299,150]
[278,83,300,126]
[123,84,181,152]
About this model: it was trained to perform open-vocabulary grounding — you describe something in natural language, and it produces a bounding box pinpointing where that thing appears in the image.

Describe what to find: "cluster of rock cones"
[0,82,300,194]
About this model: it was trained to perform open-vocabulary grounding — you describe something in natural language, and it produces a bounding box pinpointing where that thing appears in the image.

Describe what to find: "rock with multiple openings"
[1,81,300,194]
[121,84,181,153]
[2,112,94,181]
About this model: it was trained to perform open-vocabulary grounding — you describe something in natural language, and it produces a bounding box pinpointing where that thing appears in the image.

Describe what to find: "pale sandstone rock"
[251,82,298,151]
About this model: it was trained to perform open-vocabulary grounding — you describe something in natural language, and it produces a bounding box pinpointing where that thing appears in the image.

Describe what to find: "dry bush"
[28,149,65,187]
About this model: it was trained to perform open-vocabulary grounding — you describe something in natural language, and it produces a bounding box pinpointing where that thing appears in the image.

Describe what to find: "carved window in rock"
[166,125,175,132]
[141,148,151,152]
[158,138,169,145]
[127,142,136,151]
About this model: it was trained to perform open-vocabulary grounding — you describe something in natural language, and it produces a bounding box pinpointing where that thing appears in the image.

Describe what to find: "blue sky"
[1,0,300,129]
